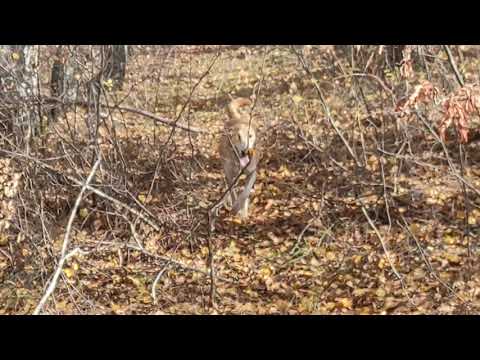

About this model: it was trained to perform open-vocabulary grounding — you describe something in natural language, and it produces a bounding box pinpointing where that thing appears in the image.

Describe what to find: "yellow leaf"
[55,300,70,312]
[138,194,147,204]
[127,275,144,289]
[0,234,9,246]
[352,288,369,297]
[337,298,352,309]
[142,294,152,304]
[11,52,20,61]
[110,302,125,314]
[63,267,75,278]
[79,208,88,219]
[267,184,279,195]
[326,251,336,261]
[103,78,114,91]
[443,233,457,245]
[438,193,449,201]
[375,288,386,298]
[325,302,336,311]
[445,253,461,265]
[358,306,371,315]
[310,256,321,267]
[200,247,209,257]
[368,155,378,164]
[180,248,191,258]
[352,255,363,265]
[259,266,272,279]
[278,165,292,177]
[292,95,303,104]
[231,217,243,224]
[175,104,183,116]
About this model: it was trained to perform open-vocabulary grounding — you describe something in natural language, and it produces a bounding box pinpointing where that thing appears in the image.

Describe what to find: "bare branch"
[33,157,101,315]
[443,45,465,87]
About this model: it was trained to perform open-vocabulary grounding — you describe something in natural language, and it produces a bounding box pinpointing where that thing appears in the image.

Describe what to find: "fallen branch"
[112,104,207,134]
[44,97,207,134]
[125,244,235,284]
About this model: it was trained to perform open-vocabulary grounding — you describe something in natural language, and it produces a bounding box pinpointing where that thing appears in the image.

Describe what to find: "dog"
[218,97,259,219]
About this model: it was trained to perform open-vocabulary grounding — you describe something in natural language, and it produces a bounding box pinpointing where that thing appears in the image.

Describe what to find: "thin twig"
[443,45,465,87]
[125,243,234,284]
[0,149,162,232]
[291,46,361,167]
[398,217,468,305]
[112,104,207,134]
[361,205,403,282]
[33,157,101,315]
[152,262,171,305]
[441,46,473,266]
[45,97,206,134]
[206,217,216,309]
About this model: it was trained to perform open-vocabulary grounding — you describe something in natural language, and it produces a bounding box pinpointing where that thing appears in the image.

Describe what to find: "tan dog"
[218,98,258,218]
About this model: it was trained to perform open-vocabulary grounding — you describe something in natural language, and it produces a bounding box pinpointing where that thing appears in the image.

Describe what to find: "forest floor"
[2,45,480,314]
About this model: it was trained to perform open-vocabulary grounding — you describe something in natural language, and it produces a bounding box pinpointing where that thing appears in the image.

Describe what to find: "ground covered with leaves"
[2,45,480,314]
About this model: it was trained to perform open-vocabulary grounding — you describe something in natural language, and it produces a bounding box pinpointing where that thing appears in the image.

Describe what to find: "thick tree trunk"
[0,45,40,145]
[49,46,80,122]
[385,45,406,66]
[105,45,128,90]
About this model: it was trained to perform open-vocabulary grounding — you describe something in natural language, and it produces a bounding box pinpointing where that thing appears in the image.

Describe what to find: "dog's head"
[231,123,256,167]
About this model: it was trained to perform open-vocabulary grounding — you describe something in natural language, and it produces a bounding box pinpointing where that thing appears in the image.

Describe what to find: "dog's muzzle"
[238,148,255,168]
[239,151,249,168]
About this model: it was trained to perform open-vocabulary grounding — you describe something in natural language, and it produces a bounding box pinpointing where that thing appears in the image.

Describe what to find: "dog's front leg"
[224,162,237,208]
[232,168,256,219]
[239,197,249,219]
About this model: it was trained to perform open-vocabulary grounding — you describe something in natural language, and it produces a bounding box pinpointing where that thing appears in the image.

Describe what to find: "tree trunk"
[0,45,40,146]
[385,45,406,66]
[105,45,128,90]
[49,46,80,122]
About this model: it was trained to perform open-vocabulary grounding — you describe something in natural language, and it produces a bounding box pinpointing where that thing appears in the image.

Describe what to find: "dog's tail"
[227,98,252,122]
